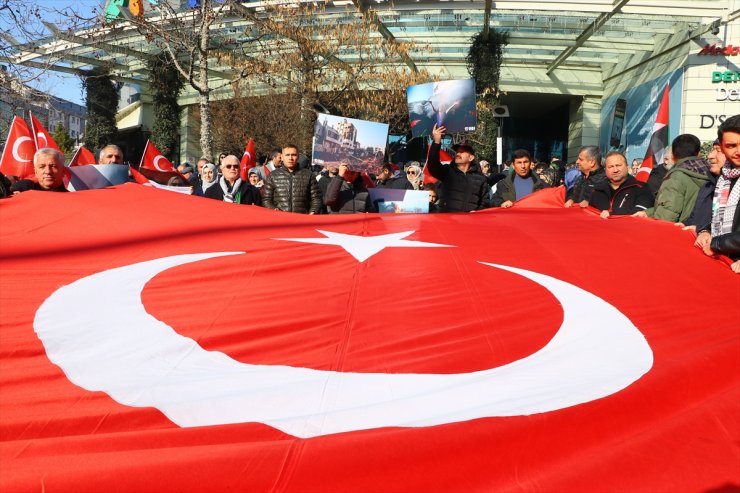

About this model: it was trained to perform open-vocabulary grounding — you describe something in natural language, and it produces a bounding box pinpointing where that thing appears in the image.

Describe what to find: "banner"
[407,79,477,138]
[312,114,388,174]
[636,85,670,183]
[1,185,738,492]
[64,164,130,191]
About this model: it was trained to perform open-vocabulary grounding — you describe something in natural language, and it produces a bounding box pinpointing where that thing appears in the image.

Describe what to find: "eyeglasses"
[223,164,239,169]
[406,170,417,175]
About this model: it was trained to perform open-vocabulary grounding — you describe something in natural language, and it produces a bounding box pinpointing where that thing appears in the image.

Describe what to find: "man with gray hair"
[564,145,607,207]
[99,145,124,164]
[11,148,67,193]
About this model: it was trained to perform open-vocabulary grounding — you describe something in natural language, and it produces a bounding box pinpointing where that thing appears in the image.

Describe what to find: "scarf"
[711,164,740,237]
[201,163,218,193]
[219,176,242,203]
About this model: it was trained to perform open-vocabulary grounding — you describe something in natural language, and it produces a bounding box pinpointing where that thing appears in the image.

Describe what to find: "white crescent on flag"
[12,136,33,163]
[36,132,48,148]
[34,250,653,438]
[152,155,168,172]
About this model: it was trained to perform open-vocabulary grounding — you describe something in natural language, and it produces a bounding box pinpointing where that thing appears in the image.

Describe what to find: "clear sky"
[4,0,107,106]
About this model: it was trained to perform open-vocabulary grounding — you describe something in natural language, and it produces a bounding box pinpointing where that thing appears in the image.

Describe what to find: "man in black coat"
[491,149,546,208]
[425,124,489,212]
[589,151,653,218]
[263,144,322,214]
[204,155,261,205]
[565,145,607,208]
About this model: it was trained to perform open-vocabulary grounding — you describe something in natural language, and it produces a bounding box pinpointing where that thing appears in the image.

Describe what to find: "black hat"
[452,140,475,155]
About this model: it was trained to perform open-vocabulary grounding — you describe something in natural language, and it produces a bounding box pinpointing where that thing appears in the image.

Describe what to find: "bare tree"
[121,0,239,162]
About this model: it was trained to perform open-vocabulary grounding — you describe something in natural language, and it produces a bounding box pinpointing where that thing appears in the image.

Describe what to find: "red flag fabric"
[30,113,60,152]
[422,144,454,185]
[0,116,36,179]
[240,138,256,181]
[130,165,152,185]
[68,146,97,167]
[636,85,670,183]
[139,140,189,184]
[140,139,178,173]
[0,185,738,492]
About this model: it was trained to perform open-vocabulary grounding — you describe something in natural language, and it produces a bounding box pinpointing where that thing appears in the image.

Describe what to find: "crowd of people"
[2,114,738,272]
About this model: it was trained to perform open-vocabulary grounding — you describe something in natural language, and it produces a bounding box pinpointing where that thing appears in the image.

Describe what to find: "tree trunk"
[197,2,213,162]
[198,88,213,162]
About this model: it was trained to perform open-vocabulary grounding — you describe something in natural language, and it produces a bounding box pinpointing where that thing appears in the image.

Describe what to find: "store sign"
[698,44,740,56]
[716,88,740,101]
[699,114,728,129]
[711,71,740,82]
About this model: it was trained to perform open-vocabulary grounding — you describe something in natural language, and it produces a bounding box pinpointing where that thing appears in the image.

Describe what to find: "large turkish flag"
[0,185,738,492]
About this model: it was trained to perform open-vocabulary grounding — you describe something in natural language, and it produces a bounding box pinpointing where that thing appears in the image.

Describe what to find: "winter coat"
[648,157,711,223]
[686,172,718,231]
[491,172,546,207]
[646,164,668,197]
[263,166,322,214]
[425,142,490,212]
[589,175,654,215]
[203,180,261,205]
[566,166,608,203]
[324,176,373,213]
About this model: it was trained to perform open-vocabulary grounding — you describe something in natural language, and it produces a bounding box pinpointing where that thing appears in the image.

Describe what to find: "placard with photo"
[368,188,430,214]
[407,79,477,138]
[312,114,389,175]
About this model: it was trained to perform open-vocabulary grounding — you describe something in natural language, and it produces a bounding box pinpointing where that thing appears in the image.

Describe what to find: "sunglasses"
[406,170,417,175]
[223,164,239,169]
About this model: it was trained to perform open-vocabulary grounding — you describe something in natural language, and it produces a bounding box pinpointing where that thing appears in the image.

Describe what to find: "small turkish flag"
[68,146,97,167]
[422,144,453,185]
[140,140,177,173]
[30,113,60,152]
[240,138,256,181]
[0,116,36,179]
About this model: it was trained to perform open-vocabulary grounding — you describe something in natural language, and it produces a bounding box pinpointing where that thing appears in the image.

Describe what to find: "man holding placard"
[426,124,489,212]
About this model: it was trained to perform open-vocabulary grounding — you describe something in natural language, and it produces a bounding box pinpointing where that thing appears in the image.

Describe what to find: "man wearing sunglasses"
[204,155,261,205]
[427,124,490,212]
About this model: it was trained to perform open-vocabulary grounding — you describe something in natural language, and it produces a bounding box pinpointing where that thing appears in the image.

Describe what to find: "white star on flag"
[275,230,453,262]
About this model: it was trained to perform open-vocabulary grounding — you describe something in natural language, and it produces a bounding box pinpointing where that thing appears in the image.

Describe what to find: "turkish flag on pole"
[636,85,670,183]
[30,113,60,152]
[0,186,738,492]
[139,139,189,183]
[0,116,36,179]
[140,139,177,172]
[68,146,97,167]
[240,138,256,181]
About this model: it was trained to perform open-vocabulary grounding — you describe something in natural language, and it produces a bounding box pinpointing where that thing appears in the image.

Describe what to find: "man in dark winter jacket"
[635,134,711,223]
[263,144,322,214]
[695,114,740,271]
[491,149,546,208]
[323,162,373,213]
[204,155,261,205]
[590,152,653,218]
[565,145,607,207]
[426,124,490,212]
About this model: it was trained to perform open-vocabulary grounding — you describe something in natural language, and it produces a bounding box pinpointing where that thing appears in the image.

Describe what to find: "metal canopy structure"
[1,0,735,101]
